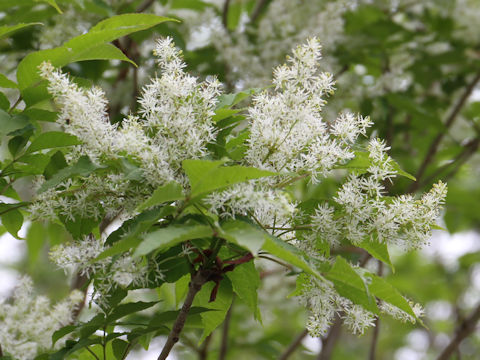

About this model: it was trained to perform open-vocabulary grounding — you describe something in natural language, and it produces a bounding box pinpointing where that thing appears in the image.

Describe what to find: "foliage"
[0,1,479,360]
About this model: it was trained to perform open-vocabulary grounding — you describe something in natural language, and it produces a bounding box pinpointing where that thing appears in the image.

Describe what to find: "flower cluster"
[246,38,371,181]
[49,234,164,309]
[308,140,447,251]
[0,276,83,360]
[33,36,221,224]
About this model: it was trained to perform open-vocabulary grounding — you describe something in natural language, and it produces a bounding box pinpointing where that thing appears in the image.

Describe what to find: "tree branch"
[218,299,234,360]
[249,0,269,24]
[279,329,308,360]
[436,302,480,360]
[222,0,231,30]
[318,314,342,360]
[369,261,384,360]
[409,72,480,192]
[136,0,155,13]
[419,137,480,187]
[157,270,209,360]
[198,334,212,360]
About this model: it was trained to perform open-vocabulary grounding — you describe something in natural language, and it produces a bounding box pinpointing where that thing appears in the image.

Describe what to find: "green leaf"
[0,23,42,40]
[112,339,129,360]
[134,225,213,257]
[8,136,29,157]
[338,151,371,173]
[0,92,9,110]
[366,273,417,320]
[175,274,190,308]
[220,220,266,254]
[212,108,241,122]
[0,110,30,137]
[326,256,378,314]
[182,159,276,198]
[357,238,394,272]
[339,151,415,181]
[16,154,53,175]
[70,43,137,66]
[52,325,78,345]
[262,236,322,278]
[1,208,23,238]
[193,279,233,343]
[97,207,175,261]
[26,221,45,263]
[40,0,62,13]
[38,155,104,193]
[17,14,176,90]
[0,73,18,89]
[26,132,81,154]
[226,261,261,321]
[136,182,184,212]
[105,301,159,324]
[216,88,262,109]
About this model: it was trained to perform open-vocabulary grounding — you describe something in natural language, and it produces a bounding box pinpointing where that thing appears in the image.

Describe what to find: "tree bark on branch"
[436,302,480,360]
[157,270,209,360]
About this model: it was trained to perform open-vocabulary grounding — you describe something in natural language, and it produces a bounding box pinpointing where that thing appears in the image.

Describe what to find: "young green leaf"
[0,23,42,40]
[357,238,394,272]
[326,256,378,314]
[182,159,277,198]
[25,132,81,154]
[38,156,105,193]
[136,182,184,212]
[193,279,233,343]
[226,261,262,321]
[17,14,177,90]
[220,220,267,254]
[262,236,322,279]
[134,225,213,257]
[366,273,417,320]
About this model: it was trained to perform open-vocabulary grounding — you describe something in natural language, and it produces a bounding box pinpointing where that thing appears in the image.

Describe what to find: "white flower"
[0,276,82,360]
[342,304,376,335]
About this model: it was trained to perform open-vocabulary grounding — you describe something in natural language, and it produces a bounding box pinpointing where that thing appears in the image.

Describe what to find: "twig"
[258,255,294,271]
[421,137,480,187]
[409,72,480,192]
[157,270,209,360]
[369,261,384,360]
[249,0,269,24]
[436,302,480,360]
[136,0,155,12]
[222,0,231,29]
[198,334,212,360]
[318,314,342,360]
[8,95,22,114]
[219,299,234,360]
[279,329,308,360]
[0,343,3,357]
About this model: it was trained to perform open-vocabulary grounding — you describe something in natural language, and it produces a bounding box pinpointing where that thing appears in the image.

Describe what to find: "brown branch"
[419,137,480,187]
[318,313,342,360]
[222,0,231,30]
[409,72,480,192]
[157,270,209,360]
[136,0,155,13]
[279,329,308,360]
[0,343,3,357]
[198,334,212,360]
[249,0,269,24]
[369,261,384,360]
[436,302,480,360]
[218,299,234,360]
